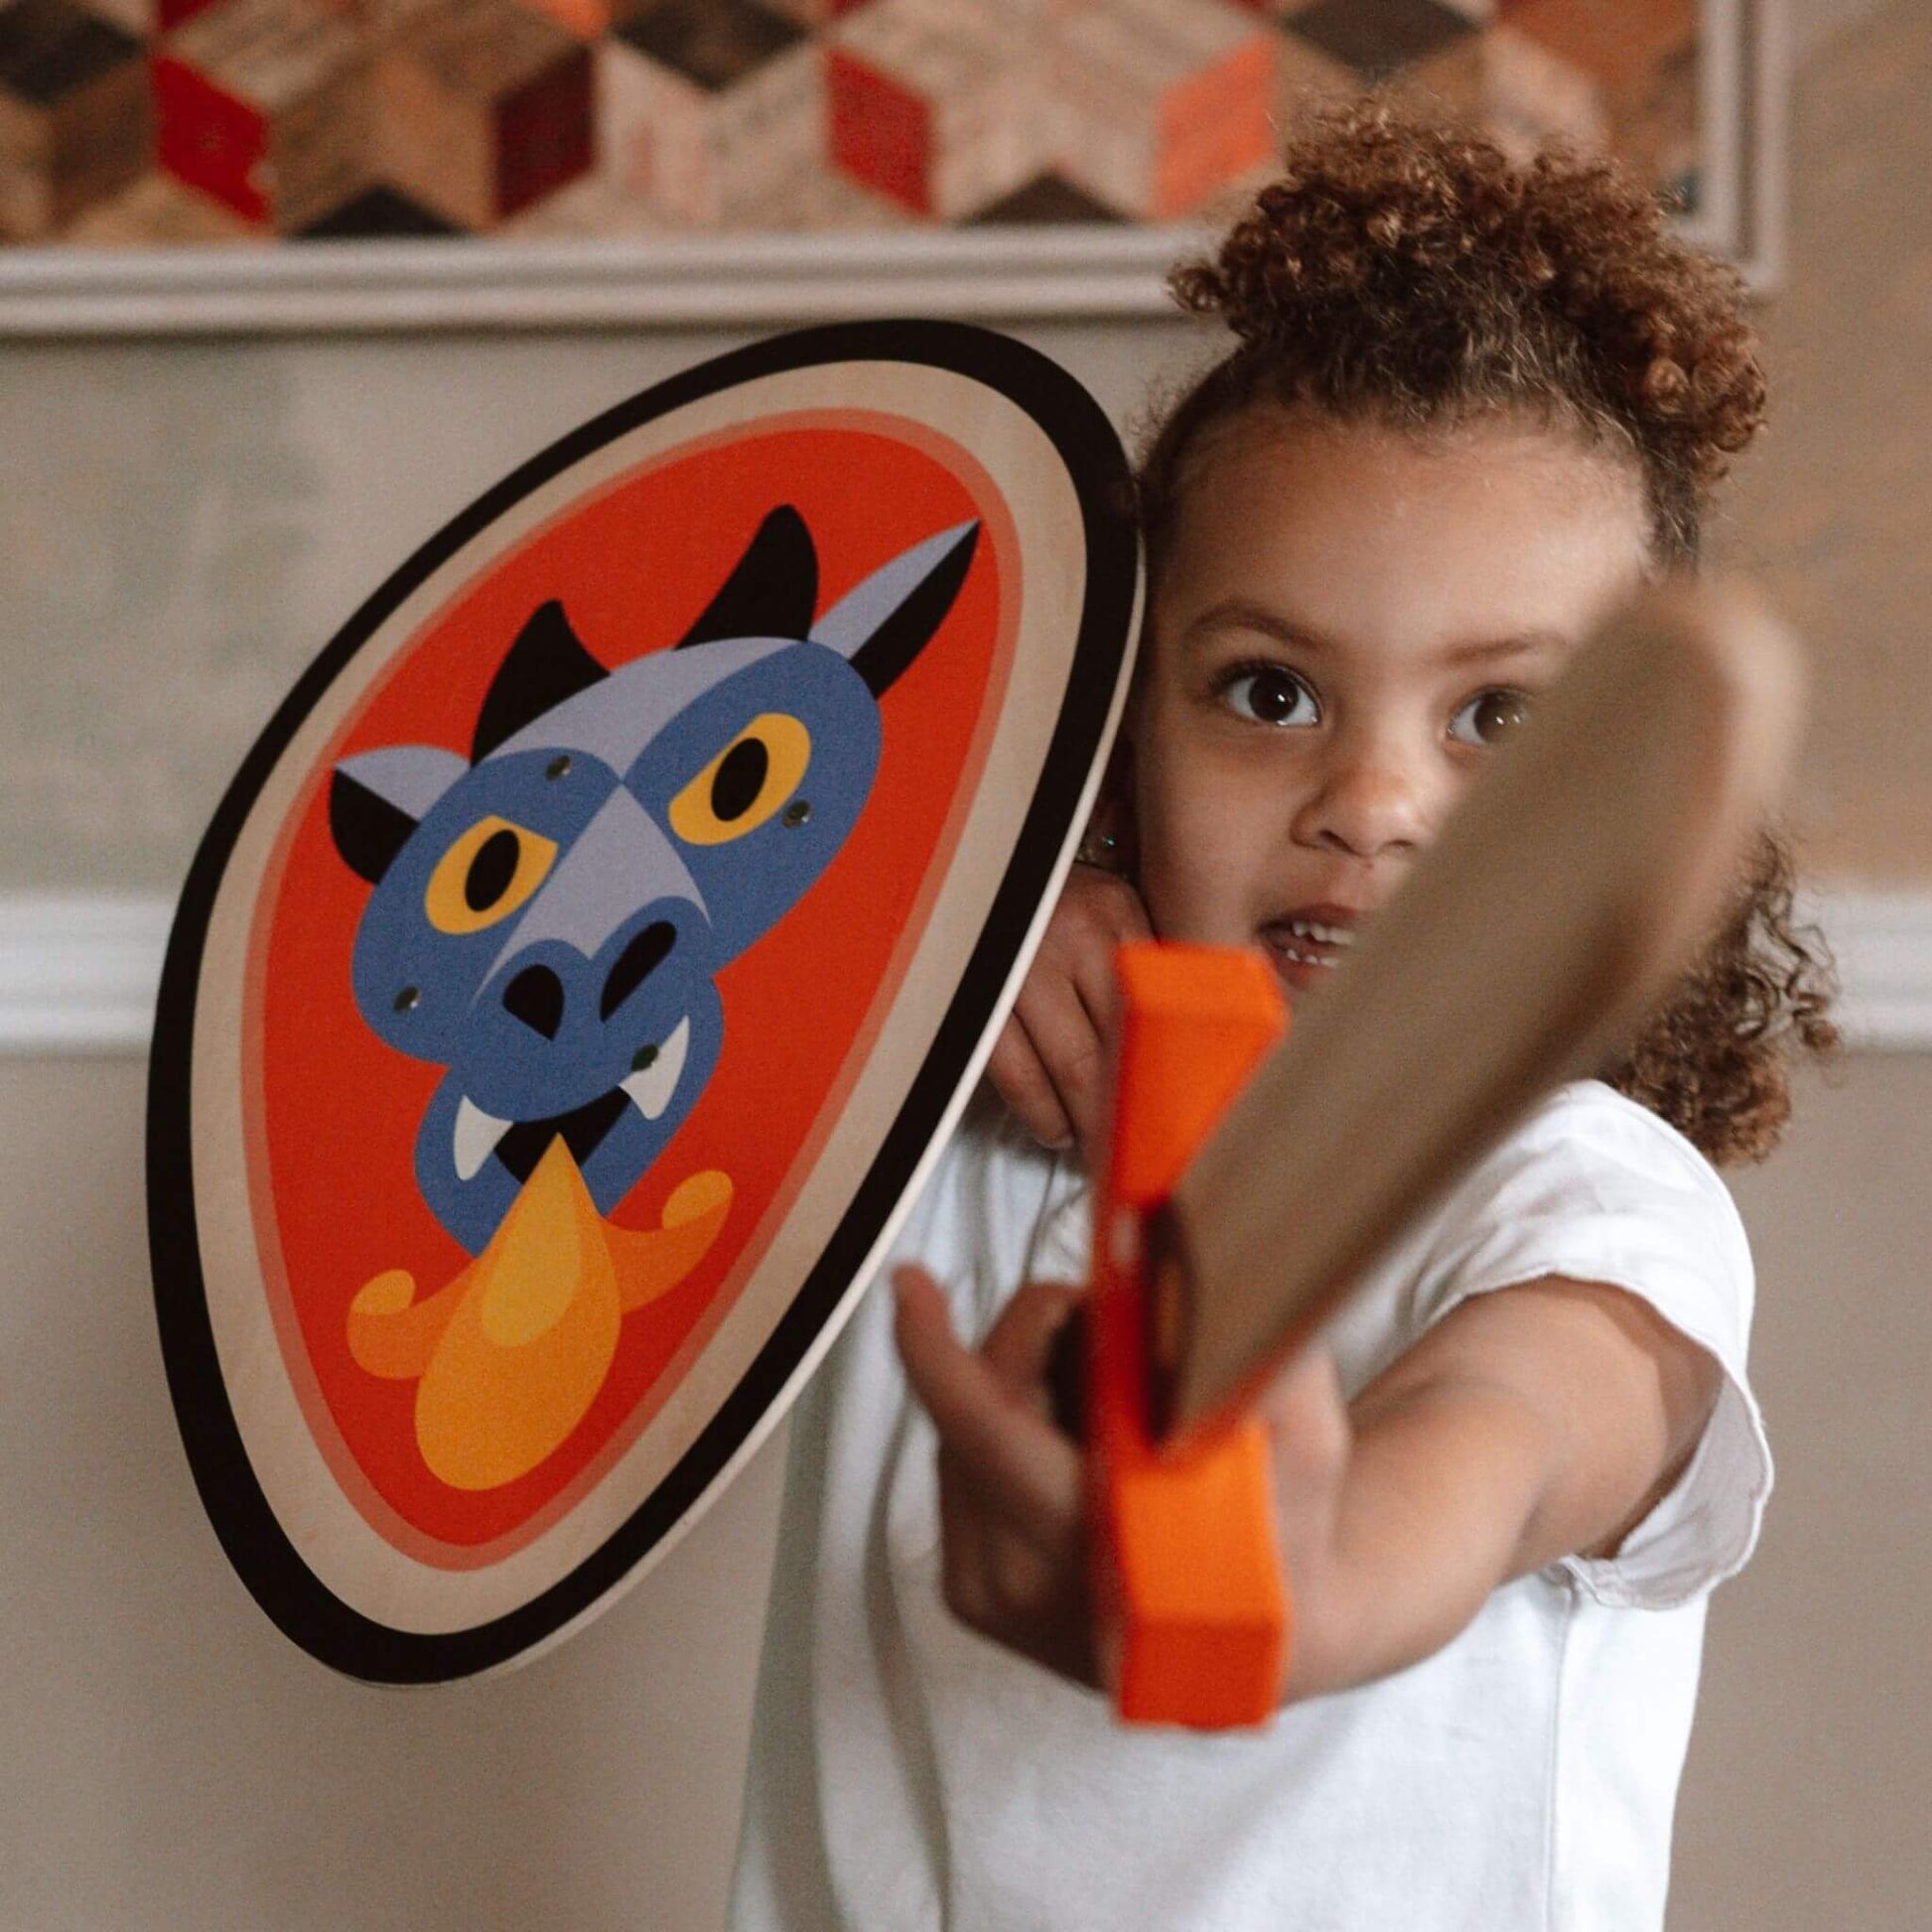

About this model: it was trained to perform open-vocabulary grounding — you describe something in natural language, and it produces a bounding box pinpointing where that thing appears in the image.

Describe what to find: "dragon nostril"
[601,920,676,1021]
[502,964,565,1039]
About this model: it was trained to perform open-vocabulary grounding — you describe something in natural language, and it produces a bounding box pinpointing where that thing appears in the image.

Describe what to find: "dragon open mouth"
[349,1123,734,1492]
[493,1091,629,1185]
[452,1017,692,1183]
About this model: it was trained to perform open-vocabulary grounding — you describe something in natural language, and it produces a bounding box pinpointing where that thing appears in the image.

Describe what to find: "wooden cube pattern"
[377,0,593,230]
[1505,0,1694,94]
[760,0,871,26]
[602,0,820,226]
[1283,0,1477,78]
[0,0,150,237]
[156,0,220,29]
[82,0,158,34]
[825,0,1056,222]
[1479,22,1607,156]
[1503,0,1694,187]
[0,0,1723,249]
[1050,0,1278,220]
[153,0,374,231]
[299,178,457,234]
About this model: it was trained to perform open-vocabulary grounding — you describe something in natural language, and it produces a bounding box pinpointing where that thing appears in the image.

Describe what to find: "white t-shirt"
[730,1080,1771,1932]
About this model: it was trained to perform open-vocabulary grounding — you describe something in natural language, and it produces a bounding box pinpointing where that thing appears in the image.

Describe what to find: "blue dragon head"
[329,505,979,1255]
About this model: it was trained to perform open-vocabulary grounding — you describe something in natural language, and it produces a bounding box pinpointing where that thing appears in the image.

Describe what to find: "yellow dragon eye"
[425,816,557,934]
[668,713,812,846]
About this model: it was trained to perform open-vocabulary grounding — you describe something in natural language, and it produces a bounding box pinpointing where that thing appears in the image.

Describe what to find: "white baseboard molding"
[1,887,1929,1056]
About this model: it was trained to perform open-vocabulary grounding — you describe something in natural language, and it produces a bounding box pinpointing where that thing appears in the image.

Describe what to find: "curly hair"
[1137,101,1835,1164]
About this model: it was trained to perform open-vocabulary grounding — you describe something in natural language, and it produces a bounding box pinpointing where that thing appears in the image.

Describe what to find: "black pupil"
[1475,692,1526,741]
[712,738,769,821]
[465,828,521,911]
[1251,671,1300,724]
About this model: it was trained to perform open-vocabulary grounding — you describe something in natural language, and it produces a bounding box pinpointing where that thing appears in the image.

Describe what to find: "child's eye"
[1449,689,1531,748]
[1219,663,1318,728]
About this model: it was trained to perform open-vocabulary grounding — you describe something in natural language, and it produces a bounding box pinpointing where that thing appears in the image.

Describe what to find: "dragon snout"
[502,963,566,1039]
[498,919,677,1040]
[600,919,676,1019]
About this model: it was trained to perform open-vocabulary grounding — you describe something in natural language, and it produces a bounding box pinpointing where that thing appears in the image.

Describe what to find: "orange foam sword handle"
[1087,942,1290,1727]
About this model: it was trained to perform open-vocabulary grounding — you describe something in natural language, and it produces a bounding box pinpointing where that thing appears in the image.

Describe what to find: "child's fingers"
[1055,869,1154,1039]
[893,1267,1084,1551]
[985,1016,1075,1151]
[1035,871,1153,1155]
[986,868,1154,1159]
[976,1277,1085,1409]
[1010,971,1107,1153]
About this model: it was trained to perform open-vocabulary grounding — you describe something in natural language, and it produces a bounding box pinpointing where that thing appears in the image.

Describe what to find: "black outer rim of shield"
[146,320,1140,1683]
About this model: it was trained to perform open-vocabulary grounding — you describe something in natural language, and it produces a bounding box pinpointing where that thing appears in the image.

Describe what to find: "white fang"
[454,1096,511,1181]
[621,1017,690,1122]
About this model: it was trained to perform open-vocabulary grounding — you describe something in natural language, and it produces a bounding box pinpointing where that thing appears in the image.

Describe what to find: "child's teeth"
[1289,919,1354,945]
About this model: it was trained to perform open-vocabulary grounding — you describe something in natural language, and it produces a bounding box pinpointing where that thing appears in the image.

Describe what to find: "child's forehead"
[1169,405,1641,553]
[1151,405,1649,653]
[1180,401,1639,506]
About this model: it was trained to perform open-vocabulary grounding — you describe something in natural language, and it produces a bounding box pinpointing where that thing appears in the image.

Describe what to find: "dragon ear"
[674,504,819,650]
[809,520,979,697]
[330,746,468,885]
[472,600,608,762]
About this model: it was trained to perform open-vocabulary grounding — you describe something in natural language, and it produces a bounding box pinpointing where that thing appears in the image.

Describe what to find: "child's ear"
[1076,737,1138,878]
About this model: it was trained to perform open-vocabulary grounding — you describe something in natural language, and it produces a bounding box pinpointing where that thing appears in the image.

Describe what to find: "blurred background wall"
[1,2,1927,1927]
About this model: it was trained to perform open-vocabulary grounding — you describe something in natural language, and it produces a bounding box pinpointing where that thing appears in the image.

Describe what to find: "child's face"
[1131,407,1651,1000]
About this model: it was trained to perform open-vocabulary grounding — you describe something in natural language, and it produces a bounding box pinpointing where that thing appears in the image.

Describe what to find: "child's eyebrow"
[1185,601,1569,667]
[1183,601,1331,652]
[1432,629,1571,668]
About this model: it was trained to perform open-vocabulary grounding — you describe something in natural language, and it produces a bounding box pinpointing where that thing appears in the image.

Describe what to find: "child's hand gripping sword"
[1067,582,1805,1728]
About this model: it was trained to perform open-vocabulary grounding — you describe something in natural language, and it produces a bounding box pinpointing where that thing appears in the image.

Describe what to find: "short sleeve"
[1405,1081,1774,1611]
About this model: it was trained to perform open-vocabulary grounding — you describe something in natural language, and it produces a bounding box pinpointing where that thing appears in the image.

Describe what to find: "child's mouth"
[1260,911,1362,982]
[1274,917,1355,967]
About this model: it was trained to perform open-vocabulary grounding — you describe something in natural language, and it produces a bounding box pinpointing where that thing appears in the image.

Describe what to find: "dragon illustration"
[325,504,979,1488]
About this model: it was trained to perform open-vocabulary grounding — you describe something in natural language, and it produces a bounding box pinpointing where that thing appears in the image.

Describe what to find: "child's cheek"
[1133,749,1269,949]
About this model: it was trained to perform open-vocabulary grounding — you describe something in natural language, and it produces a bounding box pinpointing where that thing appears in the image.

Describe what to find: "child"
[730,104,1836,1932]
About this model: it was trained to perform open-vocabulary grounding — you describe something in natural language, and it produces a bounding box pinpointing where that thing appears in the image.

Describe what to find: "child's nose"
[1293,757,1429,860]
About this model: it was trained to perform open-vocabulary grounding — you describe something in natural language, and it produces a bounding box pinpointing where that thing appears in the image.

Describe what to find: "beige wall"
[1723,0,1932,884]
[1674,1052,1932,1930]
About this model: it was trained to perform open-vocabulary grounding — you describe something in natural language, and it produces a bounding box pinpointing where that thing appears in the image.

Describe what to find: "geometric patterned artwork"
[0,0,1738,252]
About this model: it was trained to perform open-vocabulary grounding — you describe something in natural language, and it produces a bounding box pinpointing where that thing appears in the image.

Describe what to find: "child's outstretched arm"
[894,1264,1721,1703]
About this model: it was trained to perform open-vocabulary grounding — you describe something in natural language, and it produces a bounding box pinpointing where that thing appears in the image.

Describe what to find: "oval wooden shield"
[147,321,1140,1682]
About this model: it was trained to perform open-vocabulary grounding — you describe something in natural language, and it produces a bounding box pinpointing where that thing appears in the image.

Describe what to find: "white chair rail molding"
[1,887,1928,1056]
